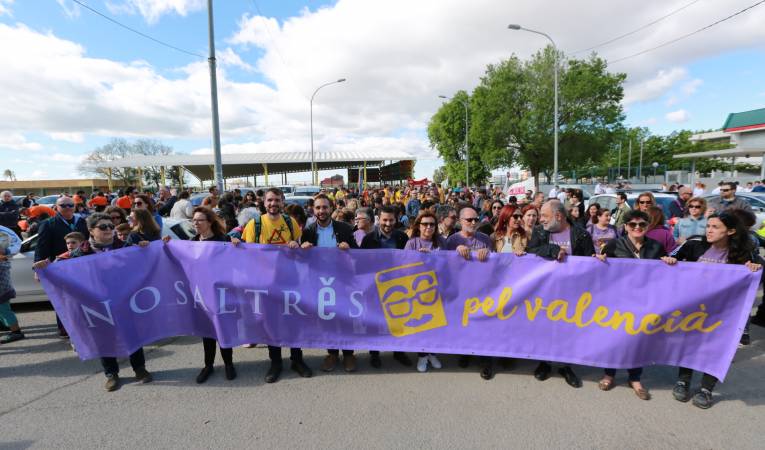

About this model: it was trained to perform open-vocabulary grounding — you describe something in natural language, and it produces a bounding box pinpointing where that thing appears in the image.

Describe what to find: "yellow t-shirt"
[242,214,302,245]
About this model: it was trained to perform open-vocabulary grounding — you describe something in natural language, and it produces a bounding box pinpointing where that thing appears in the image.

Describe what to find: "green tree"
[432,166,447,185]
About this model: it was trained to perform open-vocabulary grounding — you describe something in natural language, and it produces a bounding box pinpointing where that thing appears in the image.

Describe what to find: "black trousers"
[604,367,643,382]
[678,367,718,391]
[101,348,145,376]
[203,338,233,367]
[328,349,354,356]
[268,346,302,364]
[369,351,406,358]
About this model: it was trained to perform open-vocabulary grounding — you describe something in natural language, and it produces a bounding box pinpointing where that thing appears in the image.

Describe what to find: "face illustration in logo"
[375,262,447,337]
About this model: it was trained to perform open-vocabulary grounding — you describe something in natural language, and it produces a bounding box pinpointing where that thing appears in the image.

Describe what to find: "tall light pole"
[207,0,223,193]
[310,78,346,185]
[508,24,558,184]
[438,95,470,187]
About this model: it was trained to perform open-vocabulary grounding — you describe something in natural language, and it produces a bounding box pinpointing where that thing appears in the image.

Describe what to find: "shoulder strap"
[281,213,295,240]
[253,215,262,243]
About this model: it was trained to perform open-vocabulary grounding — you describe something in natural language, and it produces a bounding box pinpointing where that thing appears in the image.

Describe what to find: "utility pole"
[638,138,644,182]
[627,140,632,181]
[617,142,622,179]
[207,0,224,194]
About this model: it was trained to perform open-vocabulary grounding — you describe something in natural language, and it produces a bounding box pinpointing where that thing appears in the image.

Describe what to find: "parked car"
[36,195,59,205]
[293,186,322,197]
[189,193,210,207]
[588,192,677,222]
[703,193,765,228]
[10,218,195,304]
[284,196,313,208]
[279,185,295,196]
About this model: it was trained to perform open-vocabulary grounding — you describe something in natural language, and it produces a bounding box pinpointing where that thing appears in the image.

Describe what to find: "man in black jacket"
[33,196,90,338]
[0,191,21,238]
[527,199,595,388]
[360,205,412,368]
[300,195,359,372]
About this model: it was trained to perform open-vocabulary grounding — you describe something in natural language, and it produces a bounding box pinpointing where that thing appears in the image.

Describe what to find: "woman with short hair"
[673,197,707,244]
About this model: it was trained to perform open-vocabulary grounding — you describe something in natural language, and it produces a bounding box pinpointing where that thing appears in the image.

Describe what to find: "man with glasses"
[33,196,89,338]
[527,199,595,388]
[707,182,753,214]
[300,195,358,372]
[436,206,458,238]
[669,186,693,219]
[353,208,375,247]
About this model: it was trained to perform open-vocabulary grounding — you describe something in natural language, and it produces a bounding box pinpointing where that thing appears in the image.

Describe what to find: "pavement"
[1,303,765,450]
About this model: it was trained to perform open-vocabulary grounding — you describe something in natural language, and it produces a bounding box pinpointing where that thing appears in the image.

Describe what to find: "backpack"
[248,213,295,244]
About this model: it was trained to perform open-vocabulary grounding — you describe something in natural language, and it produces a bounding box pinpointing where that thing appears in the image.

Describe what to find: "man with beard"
[361,205,412,368]
[527,199,595,388]
[242,188,312,383]
[300,195,358,372]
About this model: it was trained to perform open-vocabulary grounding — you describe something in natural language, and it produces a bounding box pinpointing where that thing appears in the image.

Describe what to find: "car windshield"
[626,197,674,218]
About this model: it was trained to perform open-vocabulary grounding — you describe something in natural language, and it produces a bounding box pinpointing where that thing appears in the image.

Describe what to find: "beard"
[543,217,561,233]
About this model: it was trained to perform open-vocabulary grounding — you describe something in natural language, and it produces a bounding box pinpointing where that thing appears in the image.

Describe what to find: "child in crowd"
[116,223,131,243]
[57,232,86,260]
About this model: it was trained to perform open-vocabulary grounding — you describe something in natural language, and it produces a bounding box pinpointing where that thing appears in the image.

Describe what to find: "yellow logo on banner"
[374,262,447,337]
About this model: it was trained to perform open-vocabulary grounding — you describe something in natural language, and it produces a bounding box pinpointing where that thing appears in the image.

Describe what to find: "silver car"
[10,218,195,304]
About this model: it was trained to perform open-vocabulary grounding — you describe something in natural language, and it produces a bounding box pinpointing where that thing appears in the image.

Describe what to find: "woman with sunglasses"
[635,192,656,213]
[35,212,153,392]
[492,205,527,255]
[132,194,163,230]
[521,205,539,236]
[404,211,446,373]
[596,210,673,400]
[188,206,238,383]
[673,197,707,244]
[105,206,127,226]
[125,209,161,246]
[666,211,762,409]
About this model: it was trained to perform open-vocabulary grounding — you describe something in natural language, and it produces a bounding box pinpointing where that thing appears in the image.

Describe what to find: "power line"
[572,0,701,54]
[70,0,205,59]
[609,0,765,64]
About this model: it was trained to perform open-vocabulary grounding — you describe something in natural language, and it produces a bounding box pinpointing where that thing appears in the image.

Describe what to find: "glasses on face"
[133,201,145,207]
[58,203,75,208]
[720,188,732,193]
[492,206,502,210]
[626,221,648,230]
[638,200,652,205]
[192,218,208,223]
[511,214,523,220]
[96,223,115,231]
[420,222,436,228]
[688,204,702,209]
[110,215,122,221]
[462,217,479,223]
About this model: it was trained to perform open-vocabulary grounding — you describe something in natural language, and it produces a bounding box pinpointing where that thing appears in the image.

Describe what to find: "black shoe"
[480,365,494,380]
[265,363,282,383]
[370,353,382,368]
[740,333,751,346]
[458,355,470,368]
[672,381,691,402]
[225,364,237,381]
[104,374,120,392]
[0,331,25,344]
[692,388,714,409]
[393,352,412,367]
[58,329,69,339]
[750,314,765,328]
[134,368,153,384]
[291,360,313,378]
[559,366,582,388]
[534,362,551,381]
[196,366,214,384]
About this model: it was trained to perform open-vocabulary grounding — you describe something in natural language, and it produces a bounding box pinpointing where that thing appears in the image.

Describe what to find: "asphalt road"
[1,304,764,449]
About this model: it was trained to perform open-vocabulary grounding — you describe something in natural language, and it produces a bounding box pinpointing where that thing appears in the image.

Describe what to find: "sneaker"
[241,343,257,348]
[104,374,120,392]
[321,354,339,372]
[417,356,429,373]
[0,331,25,344]
[672,381,691,402]
[343,354,357,373]
[692,388,714,409]
[134,368,153,384]
[740,333,751,346]
[427,354,442,369]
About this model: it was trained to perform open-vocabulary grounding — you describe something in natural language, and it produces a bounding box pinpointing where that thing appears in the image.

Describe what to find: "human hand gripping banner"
[37,241,760,380]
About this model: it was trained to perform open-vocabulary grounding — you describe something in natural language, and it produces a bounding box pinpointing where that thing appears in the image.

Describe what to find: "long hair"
[131,208,160,236]
[134,194,156,213]
[637,192,656,208]
[192,206,226,237]
[410,211,443,249]
[588,202,601,224]
[646,206,665,231]
[494,205,525,238]
[711,212,754,264]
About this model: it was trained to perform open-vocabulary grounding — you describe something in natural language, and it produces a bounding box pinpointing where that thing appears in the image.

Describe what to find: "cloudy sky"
[1,0,764,183]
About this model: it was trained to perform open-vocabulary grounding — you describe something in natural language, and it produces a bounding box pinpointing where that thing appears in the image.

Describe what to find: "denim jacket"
[673,216,707,240]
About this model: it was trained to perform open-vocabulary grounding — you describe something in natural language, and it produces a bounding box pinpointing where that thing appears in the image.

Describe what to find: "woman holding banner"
[667,210,762,409]
[188,207,239,383]
[491,205,527,256]
[596,210,672,400]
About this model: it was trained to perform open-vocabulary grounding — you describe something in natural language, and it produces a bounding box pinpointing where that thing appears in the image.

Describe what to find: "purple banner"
[38,240,760,380]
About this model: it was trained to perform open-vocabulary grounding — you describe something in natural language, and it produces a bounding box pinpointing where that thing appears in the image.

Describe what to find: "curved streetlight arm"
[310,78,346,184]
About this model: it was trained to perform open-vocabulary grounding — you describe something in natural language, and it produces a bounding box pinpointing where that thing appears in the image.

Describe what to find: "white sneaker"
[427,354,442,369]
[417,356,429,372]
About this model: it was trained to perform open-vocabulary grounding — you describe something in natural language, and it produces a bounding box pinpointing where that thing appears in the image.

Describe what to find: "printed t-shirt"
[549,229,571,252]
[698,246,728,264]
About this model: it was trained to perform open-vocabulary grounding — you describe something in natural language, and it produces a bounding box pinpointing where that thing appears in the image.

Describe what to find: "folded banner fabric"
[38,241,759,380]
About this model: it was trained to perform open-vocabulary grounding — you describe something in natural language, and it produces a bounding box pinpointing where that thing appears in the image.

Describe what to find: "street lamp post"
[652,161,659,183]
[508,24,559,184]
[310,78,346,185]
[438,95,470,187]
[207,0,224,194]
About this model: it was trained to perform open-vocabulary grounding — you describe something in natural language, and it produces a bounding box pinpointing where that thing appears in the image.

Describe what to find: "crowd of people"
[1,179,763,409]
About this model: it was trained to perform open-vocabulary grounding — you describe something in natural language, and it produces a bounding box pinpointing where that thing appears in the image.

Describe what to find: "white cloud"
[49,153,82,163]
[0,133,42,151]
[0,0,13,16]
[666,109,690,123]
[623,68,687,105]
[56,0,80,19]
[48,132,85,143]
[218,48,255,72]
[682,78,703,96]
[106,0,205,24]
[30,170,49,179]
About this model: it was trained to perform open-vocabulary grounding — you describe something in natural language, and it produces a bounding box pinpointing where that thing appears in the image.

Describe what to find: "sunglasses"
[688,205,702,209]
[511,214,523,220]
[58,203,75,208]
[462,217,479,223]
[626,222,648,230]
[133,202,145,206]
[492,206,502,210]
[638,200,652,205]
[719,189,732,192]
[420,222,436,228]
[96,223,115,231]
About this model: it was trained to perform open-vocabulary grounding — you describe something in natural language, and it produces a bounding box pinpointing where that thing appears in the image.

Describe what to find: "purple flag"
[38,240,759,380]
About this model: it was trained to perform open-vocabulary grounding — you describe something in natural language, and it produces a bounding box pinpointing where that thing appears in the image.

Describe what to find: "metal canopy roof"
[673,147,765,160]
[87,150,417,181]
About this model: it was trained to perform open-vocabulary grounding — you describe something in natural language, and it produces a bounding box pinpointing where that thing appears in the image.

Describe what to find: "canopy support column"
[263,164,269,185]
